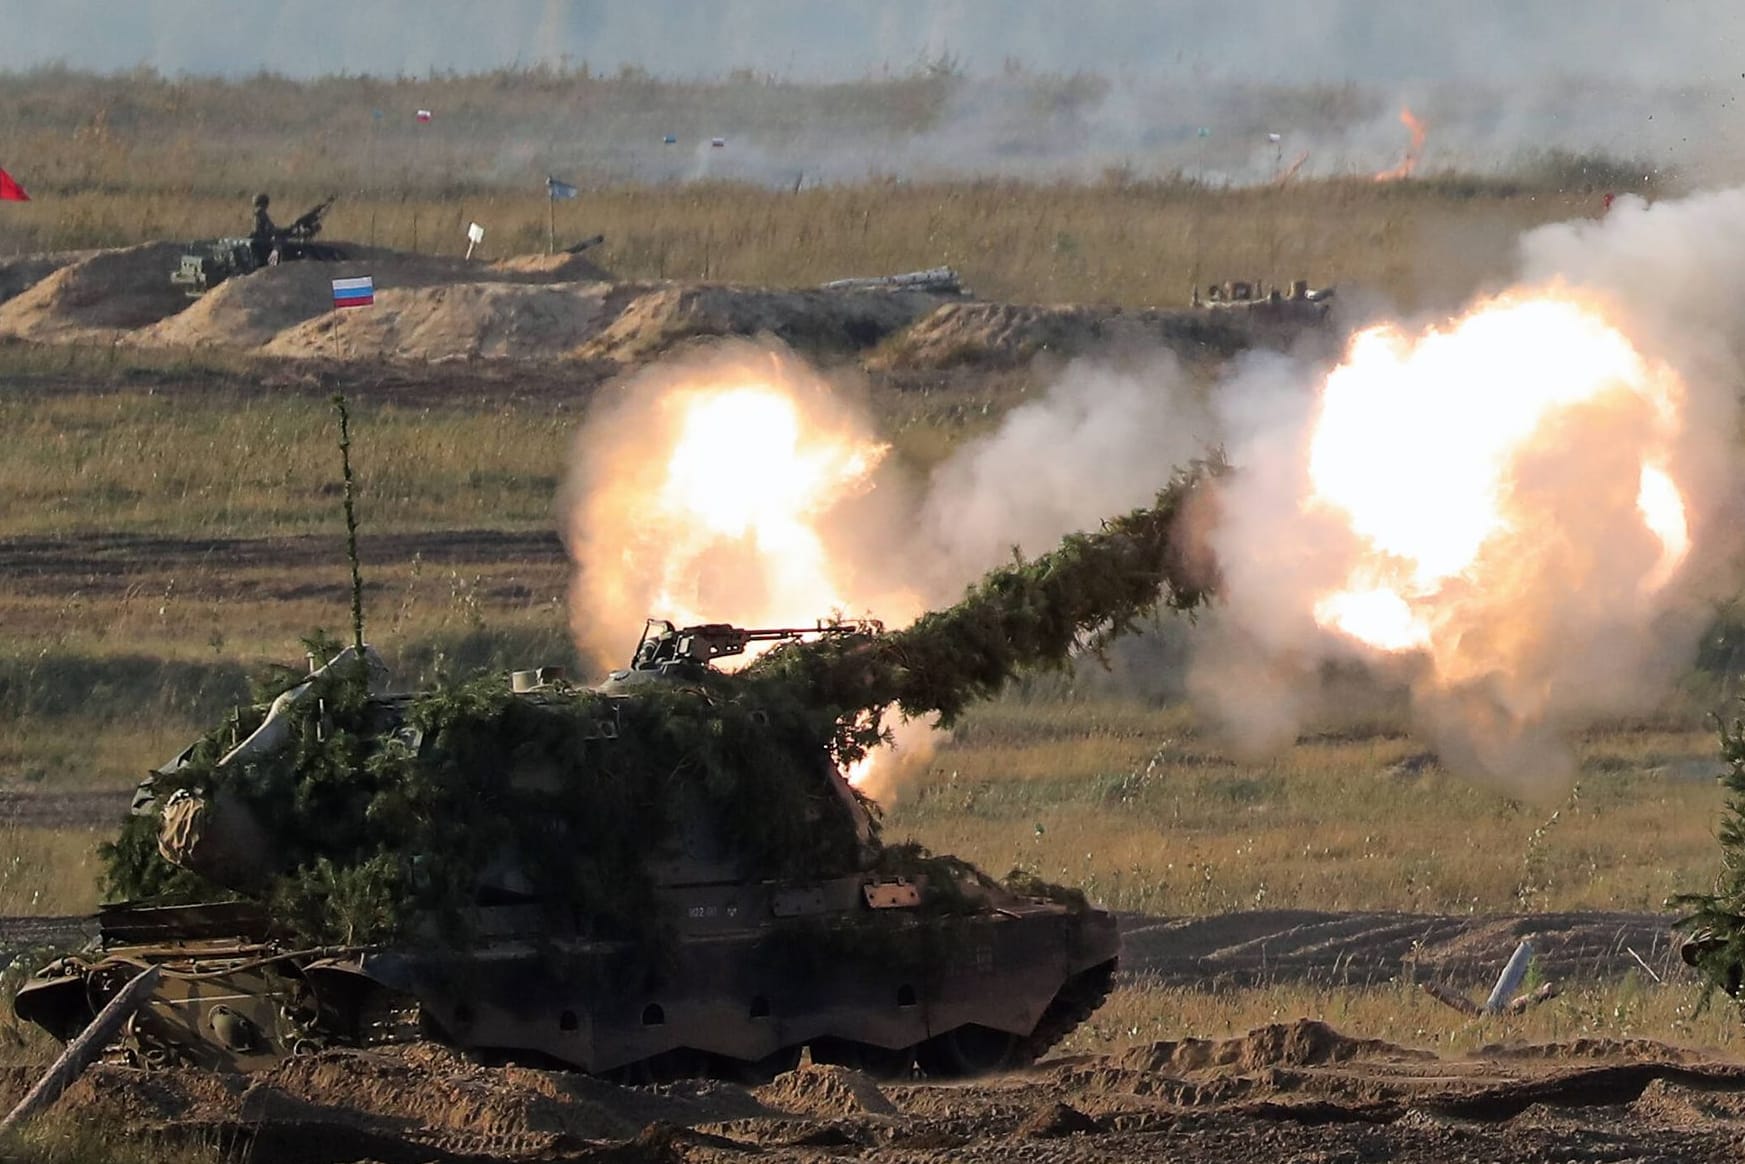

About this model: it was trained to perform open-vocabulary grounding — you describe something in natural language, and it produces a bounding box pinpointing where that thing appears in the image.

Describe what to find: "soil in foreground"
[5,1020,1744,1163]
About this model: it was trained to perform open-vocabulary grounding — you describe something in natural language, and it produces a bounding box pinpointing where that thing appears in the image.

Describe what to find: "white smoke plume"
[909,357,1217,601]
[557,191,1745,800]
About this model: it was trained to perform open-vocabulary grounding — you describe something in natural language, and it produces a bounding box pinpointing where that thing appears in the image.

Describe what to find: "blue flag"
[546,176,578,200]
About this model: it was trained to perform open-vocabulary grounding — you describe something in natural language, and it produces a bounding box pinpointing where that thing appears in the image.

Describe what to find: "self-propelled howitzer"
[13,459,1222,1079]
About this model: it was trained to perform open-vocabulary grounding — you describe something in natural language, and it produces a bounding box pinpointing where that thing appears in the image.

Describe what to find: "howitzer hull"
[15,892,1118,1080]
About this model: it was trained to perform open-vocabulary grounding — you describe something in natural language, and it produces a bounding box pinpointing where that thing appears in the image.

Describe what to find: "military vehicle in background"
[169,196,345,296]
[1191,278,1335,323]
[13,459,1220,1080]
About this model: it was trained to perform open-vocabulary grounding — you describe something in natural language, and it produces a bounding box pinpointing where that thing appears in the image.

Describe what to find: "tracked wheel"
[916,1024,1022,1078]
[1021,958,1119,1061]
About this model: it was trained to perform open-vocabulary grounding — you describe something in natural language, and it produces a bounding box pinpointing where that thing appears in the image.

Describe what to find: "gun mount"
[170,195,347,296]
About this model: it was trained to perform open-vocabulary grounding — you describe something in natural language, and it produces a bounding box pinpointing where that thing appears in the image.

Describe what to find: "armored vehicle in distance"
[170,196,345,296]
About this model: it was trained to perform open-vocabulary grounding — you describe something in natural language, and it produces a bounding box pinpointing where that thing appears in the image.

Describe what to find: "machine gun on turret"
[608,619,881,686]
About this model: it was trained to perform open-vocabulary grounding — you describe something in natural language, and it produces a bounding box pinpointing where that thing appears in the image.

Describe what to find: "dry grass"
[0,825,104,916]
[0,391,577,537]
[1,179,1596,314]
[882,694,1728,917]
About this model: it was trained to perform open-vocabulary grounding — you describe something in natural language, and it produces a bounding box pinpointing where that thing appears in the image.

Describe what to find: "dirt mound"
[574,283,945,363]
[0,252,85,307]
[490,250,614,281]
[1118,1019,1425,1077]
[0,243,189,340]
[1630,1076,1745,1131]
[1476,1037,1702,1064]
[871,299,1262,369]
[2,1044,769,1162]
[755,1064,897,1117]
[11,1025,1745,1162]
[259,281,620,361]
[1012,1099,1101,1138]
[134,248,620,353]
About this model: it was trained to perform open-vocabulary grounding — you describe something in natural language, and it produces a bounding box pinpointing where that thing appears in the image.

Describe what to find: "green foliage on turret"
[742,453,1224,764]
[99,455,1223,948]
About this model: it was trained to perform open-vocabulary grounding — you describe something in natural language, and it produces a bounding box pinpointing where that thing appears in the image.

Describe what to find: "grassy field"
[0,69,1736,1084]
[0,359,1731,919]
[884,696,1726,917]
[2,179,1604,315]
[0,69,1645,311]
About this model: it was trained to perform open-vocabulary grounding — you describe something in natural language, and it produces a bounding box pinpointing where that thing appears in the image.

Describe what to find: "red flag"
[0,167,27,202]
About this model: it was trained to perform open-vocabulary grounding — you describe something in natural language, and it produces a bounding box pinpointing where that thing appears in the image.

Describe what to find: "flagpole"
[547,182,555,255]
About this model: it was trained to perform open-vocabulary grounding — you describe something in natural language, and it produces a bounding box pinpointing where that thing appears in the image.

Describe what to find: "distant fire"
[1373,107,1426,182]
[1306,289,1690,691]
[1275,149,1310,185]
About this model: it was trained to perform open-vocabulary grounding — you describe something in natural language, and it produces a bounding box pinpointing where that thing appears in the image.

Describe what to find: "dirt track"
[0,528,566,601]
[4,1023,1743,1162]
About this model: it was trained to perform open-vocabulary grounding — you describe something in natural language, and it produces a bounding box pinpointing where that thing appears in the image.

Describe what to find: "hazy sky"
[3,0,1742,85]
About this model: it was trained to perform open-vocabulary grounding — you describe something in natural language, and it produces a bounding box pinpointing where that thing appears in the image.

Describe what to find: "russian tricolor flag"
[331,276,374,309]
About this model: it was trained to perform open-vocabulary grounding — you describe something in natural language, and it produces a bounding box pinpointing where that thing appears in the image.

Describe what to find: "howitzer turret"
[14,458,1222,1079]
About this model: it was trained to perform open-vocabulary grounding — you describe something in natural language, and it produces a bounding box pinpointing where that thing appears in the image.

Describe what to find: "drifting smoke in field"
[913,359,1215,601]
[1195,189,1745,792]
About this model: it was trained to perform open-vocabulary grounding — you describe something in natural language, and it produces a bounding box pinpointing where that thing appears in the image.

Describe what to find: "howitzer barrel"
[744,455,1224,729]
[285,196,335,238]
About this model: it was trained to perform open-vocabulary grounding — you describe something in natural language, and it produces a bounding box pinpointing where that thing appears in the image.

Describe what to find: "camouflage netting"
[742,454,1224,762]
[99,456,1222,947]
[102,665,872,944]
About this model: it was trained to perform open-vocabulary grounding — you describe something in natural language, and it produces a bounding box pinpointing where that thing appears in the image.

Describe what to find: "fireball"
[563,344,929,794]
[646,383,884,630]
[1305,289,1691,695]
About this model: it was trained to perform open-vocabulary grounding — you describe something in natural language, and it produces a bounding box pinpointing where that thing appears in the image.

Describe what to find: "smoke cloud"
[558,191,1745,798]
[6,2,1745,186]
[1192,191,1745,793]
[910,358,1216,602]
